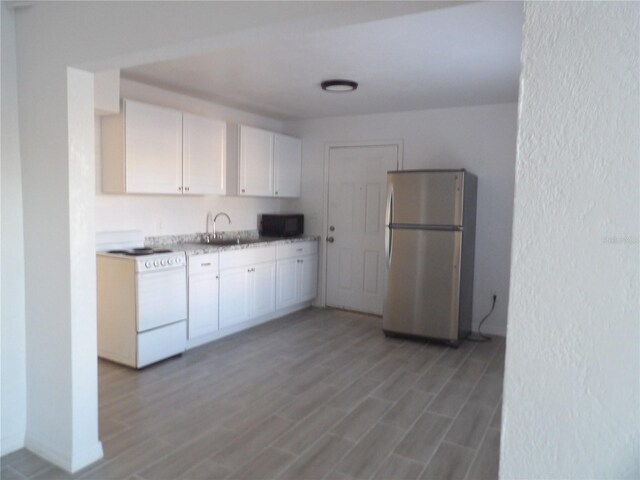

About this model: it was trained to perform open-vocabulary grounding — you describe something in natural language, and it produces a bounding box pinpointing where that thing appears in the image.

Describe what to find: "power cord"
[467,294,497,343]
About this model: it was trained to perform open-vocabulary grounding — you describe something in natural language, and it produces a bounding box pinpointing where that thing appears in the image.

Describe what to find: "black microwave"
[259,214,304,238]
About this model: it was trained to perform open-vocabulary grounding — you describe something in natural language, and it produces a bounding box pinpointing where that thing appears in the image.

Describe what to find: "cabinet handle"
[201,262,211,267]
[185,186,190,192]
[296,248,303,252]
[242,189,245,193]
[215,275,219,279]
[178,186,183,192]
[275,191,278,195]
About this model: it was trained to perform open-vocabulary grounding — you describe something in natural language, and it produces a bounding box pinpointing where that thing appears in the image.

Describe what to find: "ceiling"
[122,1,523,121]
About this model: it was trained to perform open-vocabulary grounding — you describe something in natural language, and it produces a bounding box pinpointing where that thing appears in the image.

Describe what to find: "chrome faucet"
[211,212,231,240]
[204,212,214,243]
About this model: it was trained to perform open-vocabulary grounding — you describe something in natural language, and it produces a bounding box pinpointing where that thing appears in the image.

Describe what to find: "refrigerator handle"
[385,184,393,268]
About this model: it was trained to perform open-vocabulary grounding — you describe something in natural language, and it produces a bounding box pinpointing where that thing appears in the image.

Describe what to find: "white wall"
[501,2,639,478]
[285,103,517,335]
[1,3,27,456]
[95,79,287,236]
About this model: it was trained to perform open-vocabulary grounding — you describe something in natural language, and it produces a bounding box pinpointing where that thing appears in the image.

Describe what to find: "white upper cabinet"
[183,114,226,195]
[124,100,182,194]
[101,99,226,195]
[274,133,302,198]
[239,125,274,197]
[227,124,302,198]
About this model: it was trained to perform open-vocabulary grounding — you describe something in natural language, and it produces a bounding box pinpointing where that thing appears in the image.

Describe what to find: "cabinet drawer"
[276,241,318,260]
[220,245,276,269]
[188,253,219,274]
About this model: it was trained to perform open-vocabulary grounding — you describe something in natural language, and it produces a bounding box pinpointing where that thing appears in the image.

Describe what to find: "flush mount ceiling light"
[321,79,358,92]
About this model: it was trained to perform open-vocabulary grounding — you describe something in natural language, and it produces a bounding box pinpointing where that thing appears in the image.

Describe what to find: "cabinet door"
[276,258,297,310]
[251,262,276,318]
[124,100,183,194]
[219,267,250,329]
[183,114,226,195]
[274,134,301,198]
[239,125,273,196]
[297,254,318,303]
[188,271,219,339]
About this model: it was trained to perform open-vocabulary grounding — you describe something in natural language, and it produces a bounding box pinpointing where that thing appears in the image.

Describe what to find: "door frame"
[321,140,404,308]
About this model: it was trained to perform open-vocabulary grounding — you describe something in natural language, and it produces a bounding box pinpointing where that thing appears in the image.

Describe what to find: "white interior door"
[326,144,399,315]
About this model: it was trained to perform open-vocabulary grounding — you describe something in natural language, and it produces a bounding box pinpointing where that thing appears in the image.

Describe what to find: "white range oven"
[96,231,187,368]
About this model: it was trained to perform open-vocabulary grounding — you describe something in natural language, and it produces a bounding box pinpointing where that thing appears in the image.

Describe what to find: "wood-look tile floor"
[1,308,505,480]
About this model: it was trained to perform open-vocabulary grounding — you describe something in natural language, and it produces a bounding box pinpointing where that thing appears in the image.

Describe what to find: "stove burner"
[107,248,173,257]
[132,248,154,254]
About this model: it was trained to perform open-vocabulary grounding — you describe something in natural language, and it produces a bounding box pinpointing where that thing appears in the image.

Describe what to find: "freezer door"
[388,171,464,226]
[383,228,462,341]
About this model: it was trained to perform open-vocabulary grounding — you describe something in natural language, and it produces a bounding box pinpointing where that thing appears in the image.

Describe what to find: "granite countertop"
[149,234,319,256]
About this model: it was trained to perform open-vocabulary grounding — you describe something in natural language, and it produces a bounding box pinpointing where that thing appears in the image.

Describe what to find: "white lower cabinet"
[189,241,317,345]
[219,266,250,329]
[298,255,318,302]
[219,245,277,329]
[276,258,298,309]
[187,254,219,340]
[276,242,319,310]
[252,262,277,317]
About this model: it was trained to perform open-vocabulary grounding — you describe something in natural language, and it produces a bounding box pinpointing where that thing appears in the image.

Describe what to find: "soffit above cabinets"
[121,1,523,121]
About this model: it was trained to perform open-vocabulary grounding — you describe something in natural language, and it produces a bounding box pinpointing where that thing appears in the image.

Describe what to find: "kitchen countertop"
[164,235,319,256]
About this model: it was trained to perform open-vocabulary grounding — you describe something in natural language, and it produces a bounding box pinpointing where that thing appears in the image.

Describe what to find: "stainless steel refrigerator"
[383,169,477,346]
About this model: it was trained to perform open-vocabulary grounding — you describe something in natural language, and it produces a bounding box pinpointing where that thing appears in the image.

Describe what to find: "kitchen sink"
[201,238,264,246]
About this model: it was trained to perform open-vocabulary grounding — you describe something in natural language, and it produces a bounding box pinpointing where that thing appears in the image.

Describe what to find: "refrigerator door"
[388,171,464,226]
[383,228,462,342]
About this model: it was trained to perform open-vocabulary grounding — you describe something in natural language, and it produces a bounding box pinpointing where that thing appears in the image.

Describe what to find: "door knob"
[327,236,335,243]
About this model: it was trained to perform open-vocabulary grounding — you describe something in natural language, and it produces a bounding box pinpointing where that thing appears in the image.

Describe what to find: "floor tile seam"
[319,371,367,399]
[269,404,350,455]
[446,400,500,455]
[281,432,354,480]
[462,419,501,480]
[378,390,433,430]
[14,458,63,479]
[445,353,490,410]
[329,403,387,442]
[218,429,298,479]
[135,425,237,478]
[371,449,429,480]
[414,363,457,403]
[4,464,28,480]
[79,436,174,480]
[225,445,299,480]
[333,420,406,478]
[390,385,468,467]
[368,371,420,402]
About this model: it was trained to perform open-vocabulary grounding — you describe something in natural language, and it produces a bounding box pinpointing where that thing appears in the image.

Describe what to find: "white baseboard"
[25,435,103,473]
[186,301,313,350]
[1,431,25,456]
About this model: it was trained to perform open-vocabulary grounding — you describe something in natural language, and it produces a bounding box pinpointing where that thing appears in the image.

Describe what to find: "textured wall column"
[501,2,639,478]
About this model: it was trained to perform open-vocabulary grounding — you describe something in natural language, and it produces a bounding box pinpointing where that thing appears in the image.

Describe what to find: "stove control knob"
[161,258,167,266]
[145,261,151,268]
[176,256,182,264]
[168,258,173,265]
[154,260,160,267]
